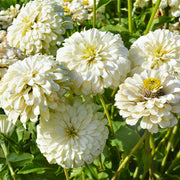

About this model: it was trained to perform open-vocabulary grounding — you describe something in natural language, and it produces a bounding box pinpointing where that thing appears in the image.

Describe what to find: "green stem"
[111,88,117,98]
[99,154,103,170]
[99,94,114,136]
[64,168,70,180]
[141,171,147,180]
[150,134,155,157]
[111,131,147,180]
[133,166,139,179]
[144,131,154,180]
[161,125,178,171]
[165,150,180,174]
[82,170,85,180]
[117,0,121,24]
[128,0,133,33]
[93,0,96,28]
[152,128,172,158]
[144,0,161,34]
[1,142,16,180]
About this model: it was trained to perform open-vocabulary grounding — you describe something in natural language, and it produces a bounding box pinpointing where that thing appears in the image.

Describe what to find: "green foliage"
[96,0,113,10]
[0,0,180,179]
[111,123,140,152]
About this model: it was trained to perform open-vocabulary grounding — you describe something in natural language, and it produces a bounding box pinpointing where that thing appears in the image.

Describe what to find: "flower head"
[169,0,180,18]
[0,115,15,135]
[0,54,70,125]
[57,28,130,95]
[134,0,150,8]
[0,30,25,79]
[115,70,180,133]
[7,0,73,55]
[36,97,108,168]
[152,0,168,8]
[55,0,104,24]
[62,1,88,24]
[129,29,180,78]
[0,4,20,29]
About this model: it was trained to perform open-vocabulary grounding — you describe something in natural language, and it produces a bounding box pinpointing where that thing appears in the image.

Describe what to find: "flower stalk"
[144,0,161,34]
[111,131,147,180]
[165,150,180,174]
[64,168,70,180]
[128,0,133,33]
[1,142,16,180]
[152,128,172,158]
[161,124,178,171]
[117,0,121,24]
[93,0,96,28]
[99,94,114,136]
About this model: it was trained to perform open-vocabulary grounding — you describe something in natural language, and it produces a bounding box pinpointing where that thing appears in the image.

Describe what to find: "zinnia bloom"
[0,30,25,79]
[0,54,70,126]
[36,97,109,168]
[152,0,168,8]
[0,115,15,135]
[57,0,88,24]
[7,0,73,55]
[56,28,130,95]
[115,70,180,133]
[129,29,180,78]
[0,4,20,29]
[134,0,150,8]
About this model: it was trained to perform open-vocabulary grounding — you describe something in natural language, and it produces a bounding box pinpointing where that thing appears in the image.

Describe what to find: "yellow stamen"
[63,6,70,12]
[11,8,17,12]
[83,0,89,5]
[143,78,161,92]
[23,16,30,23]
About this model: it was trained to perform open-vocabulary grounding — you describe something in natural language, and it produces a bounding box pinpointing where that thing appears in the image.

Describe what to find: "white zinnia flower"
[0,54,70,126]
[63,1,88,24]
[7,0,73,56]
[129,29,180,78]
[152,0,168,8]
[81,0,105,22]
[169,0,180,18]
[36,97,109,168]
[134,0,150,8]
[169,21,180,35]
[0,115,15,135]
[115,70,180,133]
[0,30,25,79]
[0,4,20,29]
[56,28,130,95]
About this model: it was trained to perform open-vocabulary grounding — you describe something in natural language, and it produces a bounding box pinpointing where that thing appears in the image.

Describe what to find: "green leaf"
[84,163,98,179]
[143,149,151,172]
[96,0,113,10]
[98,172,109,179]
[100,24,128,34]
[151,16,176,31]
[70,167,83,178]
[7,152,34,166]
[16,126,25,142]
[0,164,6,173]
[110,125,140,152]
[17,167,49,175]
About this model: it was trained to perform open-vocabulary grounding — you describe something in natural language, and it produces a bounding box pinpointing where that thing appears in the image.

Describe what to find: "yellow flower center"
[11,8,17,12]
[83,0,89,5]
[143,78,161,92]
[85,46,97,64]
[155,44,167,58]
[63,6,70,12]
[23,16,30,23]
[66,126,77,137]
